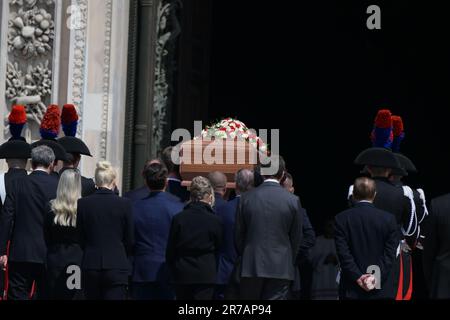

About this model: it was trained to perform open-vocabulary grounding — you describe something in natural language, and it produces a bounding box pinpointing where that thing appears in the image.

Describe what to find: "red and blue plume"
[40,105,61,139]
[370,109,394,149]
[8,105,27,139]
[391,115,405,153]
[61,104,79,137]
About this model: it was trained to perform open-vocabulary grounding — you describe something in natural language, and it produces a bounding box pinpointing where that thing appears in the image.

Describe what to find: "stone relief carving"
[100,0,113,160]
[69,0,88,137]
[7,5,55,58]
[152,0,181,156]
[4,0,56,137]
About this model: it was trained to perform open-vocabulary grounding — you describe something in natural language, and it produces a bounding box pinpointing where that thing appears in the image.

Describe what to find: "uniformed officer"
[0,105,31,300]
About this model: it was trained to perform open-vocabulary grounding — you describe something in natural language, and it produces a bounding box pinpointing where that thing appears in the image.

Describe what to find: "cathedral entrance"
[125,0,450,231]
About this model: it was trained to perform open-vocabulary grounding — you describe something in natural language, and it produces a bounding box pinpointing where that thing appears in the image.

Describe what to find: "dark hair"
[261,155,286,180]
[352,177,376,201]
[144,163,168,191]
[64,153,81,166]
[161,146,178,174]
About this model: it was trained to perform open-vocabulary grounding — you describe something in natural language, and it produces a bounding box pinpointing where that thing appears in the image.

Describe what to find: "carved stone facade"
[3,0,57,140]
[0,0,131,190]
[1,0,182,192]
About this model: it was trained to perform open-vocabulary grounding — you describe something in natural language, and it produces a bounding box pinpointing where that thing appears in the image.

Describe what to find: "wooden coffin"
[179,139,258,189]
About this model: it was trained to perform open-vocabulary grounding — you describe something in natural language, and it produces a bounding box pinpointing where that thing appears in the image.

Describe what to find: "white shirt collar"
[167,177,181,183]
[264,179,280,184]
[358,200,373,204]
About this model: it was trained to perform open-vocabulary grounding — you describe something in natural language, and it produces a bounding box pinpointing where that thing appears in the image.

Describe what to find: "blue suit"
[214,192,227,211]
[131,192,184,300]
[167,179,190,202]
[214,197,239,299]
[123,186,149,202]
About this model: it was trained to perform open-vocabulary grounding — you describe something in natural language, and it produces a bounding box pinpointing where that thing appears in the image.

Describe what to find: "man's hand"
[0,255,7,271]
[356,274,377,292]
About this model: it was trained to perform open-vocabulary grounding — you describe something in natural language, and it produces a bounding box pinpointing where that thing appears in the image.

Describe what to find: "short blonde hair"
[190,176,215,206]
[50,169,82,227]
[95,161,117,187]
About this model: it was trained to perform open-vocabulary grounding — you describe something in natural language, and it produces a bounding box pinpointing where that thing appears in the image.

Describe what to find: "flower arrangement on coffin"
[194,117,268,153]
[180,117,267,189]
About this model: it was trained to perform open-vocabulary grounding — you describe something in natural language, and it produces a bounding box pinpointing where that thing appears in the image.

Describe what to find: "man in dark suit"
[123,159,165,202]
[0,145,58,300]
[131,163,184,300]
[335,177,398,300]
[215,169,254,300]
[161,146,190,202]
[422,194,450,299]
[235,156,303,300]
[282,172,316,299]
[352,148,412,299]
[208,171,228,209]
[0,108,31,300]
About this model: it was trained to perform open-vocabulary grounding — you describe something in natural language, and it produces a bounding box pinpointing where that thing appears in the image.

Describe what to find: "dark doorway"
[208,0,450,231]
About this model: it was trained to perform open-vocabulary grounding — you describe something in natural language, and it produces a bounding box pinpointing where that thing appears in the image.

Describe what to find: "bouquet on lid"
[195,117,268,153]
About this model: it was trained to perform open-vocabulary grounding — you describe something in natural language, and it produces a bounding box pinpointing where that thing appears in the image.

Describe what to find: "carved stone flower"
[7,6,55,58]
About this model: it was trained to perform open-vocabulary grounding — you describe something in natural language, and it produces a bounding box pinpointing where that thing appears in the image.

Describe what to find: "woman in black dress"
[166,176,223,300]
[44,169,83,300]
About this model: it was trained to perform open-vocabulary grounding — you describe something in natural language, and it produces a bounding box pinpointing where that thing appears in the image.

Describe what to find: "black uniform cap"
[57,136,92,157]
[30,139,68,162]
[0,137,31,160]
[354,147,401,169]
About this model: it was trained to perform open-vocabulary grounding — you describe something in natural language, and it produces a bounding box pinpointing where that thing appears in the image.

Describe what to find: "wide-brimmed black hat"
[354,148,401,169]
[30,139,68,162]
[0,138,31,160]
[57,136,92,157]
[391,153,417,177]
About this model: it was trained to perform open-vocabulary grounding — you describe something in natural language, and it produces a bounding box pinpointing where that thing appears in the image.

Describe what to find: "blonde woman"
[44,169,83,300]
[166,176,223,300]
[77,161,134,300]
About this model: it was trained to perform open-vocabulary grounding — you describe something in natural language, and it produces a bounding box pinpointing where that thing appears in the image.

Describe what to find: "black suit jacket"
[423,194,450,299]
[335,202,398,299]
[0,168,28,212]
[77,188,134,270]
[59,167,96,198]
[235,181,303,281]
[0,171,58,263]
[166,201,223,284]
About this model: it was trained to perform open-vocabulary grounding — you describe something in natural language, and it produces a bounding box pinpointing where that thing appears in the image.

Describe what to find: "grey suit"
[235,181,303,300]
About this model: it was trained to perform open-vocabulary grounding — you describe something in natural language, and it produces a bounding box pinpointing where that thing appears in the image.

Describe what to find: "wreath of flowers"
[195,117,268,153]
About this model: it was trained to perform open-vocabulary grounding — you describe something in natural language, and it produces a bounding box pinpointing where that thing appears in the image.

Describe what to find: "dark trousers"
[175,284,215,300]
[240,277,291,300]
[8,262,45,300]
[83,269,128,300]
[131,281,175,300]
[0,269,5,300]
[45,266,81,300]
